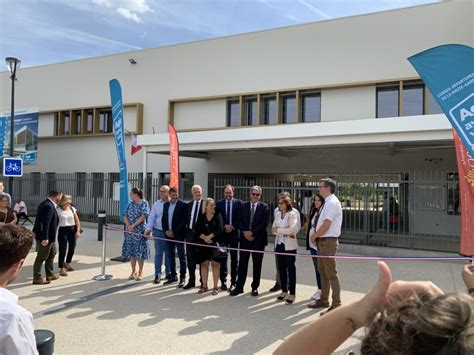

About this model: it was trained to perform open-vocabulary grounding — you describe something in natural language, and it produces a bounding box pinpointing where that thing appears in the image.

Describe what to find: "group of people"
[121,178,343,312]
[0,181,33,226]
[31,189,82,284]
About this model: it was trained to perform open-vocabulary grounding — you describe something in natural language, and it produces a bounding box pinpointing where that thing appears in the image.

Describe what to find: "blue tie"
[226,201,231,225]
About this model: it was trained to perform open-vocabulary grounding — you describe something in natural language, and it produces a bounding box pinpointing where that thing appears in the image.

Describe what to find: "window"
[262,96,276,125]
[301,92,321,122]
[92,172,104,197]
[64,112,70,135]
[403,82,424,116]
[76,112,82,134]
[426,89,443,114]
[76,172,86,197]
[243,97,258,126]
[46,172,56,193]
[281,93,297,124]
[377,85,399,118]
[31,172,41,196]
[54,113,59,136]
[159,172,194,200]
[447,173,460,215]
[108,172,119,198]
[86,110,94,133]
[99,109,113,133]
[226,99,240,127]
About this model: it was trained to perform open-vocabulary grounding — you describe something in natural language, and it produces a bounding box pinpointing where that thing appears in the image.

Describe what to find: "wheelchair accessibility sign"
[3,157,23,177]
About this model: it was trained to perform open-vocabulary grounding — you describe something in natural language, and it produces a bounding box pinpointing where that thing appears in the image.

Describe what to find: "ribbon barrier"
[104,225,473,262]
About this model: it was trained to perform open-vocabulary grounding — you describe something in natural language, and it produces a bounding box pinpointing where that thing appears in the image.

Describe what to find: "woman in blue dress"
[122,187,150,281]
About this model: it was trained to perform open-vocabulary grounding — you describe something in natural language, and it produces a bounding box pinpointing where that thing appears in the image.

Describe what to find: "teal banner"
[408,44,474,156]
[109,79,130,222]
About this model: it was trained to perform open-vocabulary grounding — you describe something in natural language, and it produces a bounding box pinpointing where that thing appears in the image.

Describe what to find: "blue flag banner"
[408,44,474,157]
[109,79,130,222]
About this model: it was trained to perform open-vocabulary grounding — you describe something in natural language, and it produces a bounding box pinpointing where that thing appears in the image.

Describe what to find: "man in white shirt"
[0,225,39,355]
[269,192,301,292]
[310,178,343,315]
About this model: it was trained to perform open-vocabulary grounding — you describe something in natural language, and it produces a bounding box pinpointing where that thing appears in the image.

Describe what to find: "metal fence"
[213,172,460,253]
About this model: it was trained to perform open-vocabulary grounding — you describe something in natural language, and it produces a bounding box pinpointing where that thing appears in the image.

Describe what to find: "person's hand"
[165,231,174,238]
[271,227,278,235]
[41,240,49,247]
[310,233,317,243]
[224,225,233,233]
[144,230,151,237]
[127,224,135,232]
[75,232,81,239]
[462,264,474,291]
[243,231,251,239]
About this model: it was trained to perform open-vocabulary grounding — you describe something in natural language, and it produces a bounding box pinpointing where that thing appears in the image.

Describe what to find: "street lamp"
[5,57,21,197]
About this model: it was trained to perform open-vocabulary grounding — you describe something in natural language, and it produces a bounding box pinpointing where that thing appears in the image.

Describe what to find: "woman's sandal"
[277,292,288,301]
[286,295,296,304]
[198,287,209,294]
[212,288,219,296]
[128,272,137,280]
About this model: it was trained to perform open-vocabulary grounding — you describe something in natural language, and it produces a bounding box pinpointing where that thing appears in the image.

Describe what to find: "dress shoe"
[308,300,330,309]
[46,274,60,281]
[178,278,185,288]
[183,282,195,290]
[229,288,244,296]
[164,277,178,285]
[59,268,68,277]
[32,278,50,285]
[220,283,228,291]
[251,289,259,296]
[269,284,281,292]
[153,276,161,284]
[64,263,74,271]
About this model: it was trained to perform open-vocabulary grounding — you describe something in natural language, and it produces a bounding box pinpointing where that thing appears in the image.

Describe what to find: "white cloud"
[117,8,142,23]
[297,0,333,19]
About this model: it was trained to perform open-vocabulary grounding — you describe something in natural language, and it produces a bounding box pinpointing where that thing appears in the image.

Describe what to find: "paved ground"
[11,225,468,354]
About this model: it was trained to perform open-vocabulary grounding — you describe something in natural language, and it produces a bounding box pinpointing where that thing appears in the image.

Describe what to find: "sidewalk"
[12,225,468,354]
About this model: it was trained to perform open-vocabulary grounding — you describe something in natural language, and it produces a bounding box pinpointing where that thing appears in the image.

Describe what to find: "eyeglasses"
[251,193,261,196]
[159,190,167,193]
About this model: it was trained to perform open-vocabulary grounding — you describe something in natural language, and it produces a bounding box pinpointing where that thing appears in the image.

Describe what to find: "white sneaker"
[311,289,321,300]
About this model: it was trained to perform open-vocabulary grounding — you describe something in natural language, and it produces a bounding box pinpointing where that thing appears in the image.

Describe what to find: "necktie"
[226,201,231,225]
[192,200,200,229]
[250,204,256,227]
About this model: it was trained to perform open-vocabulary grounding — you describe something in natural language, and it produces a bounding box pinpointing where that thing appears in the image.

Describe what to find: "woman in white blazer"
[272,196,298,304]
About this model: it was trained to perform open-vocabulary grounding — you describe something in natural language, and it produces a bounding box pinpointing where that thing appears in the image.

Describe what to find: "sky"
[0,0,439,69]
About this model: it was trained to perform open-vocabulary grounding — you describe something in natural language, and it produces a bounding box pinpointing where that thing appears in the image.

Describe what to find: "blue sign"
[109,79,130,222]
[0,108,39,164]
[3,157,23,177]
[408,44,474,157]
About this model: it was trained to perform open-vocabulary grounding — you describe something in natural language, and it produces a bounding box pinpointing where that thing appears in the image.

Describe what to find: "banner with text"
[0,108,39,164]
[408,44,474,255]
[109,79,130,222]
[168,124,180,189]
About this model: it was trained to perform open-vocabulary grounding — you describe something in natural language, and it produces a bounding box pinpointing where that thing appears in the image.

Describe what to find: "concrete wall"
[321,86,376,122]
[174,99,226,130]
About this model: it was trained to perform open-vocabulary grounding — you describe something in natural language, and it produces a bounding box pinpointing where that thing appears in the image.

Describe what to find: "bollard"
[34,329,55,355]
[97,210,106,241]
[93,225,113,281]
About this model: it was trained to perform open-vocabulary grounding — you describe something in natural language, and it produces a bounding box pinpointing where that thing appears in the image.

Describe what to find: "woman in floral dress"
[122,187,150,281]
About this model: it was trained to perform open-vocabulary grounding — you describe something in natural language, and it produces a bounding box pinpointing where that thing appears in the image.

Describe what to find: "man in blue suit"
[216,184,242,291]
[230,186,269,297]
[162,187,188,287]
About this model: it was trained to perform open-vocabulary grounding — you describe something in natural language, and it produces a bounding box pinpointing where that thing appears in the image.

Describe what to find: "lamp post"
[5,57,21,196]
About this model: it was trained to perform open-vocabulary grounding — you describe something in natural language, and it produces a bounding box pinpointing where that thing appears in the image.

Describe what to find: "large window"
[226,99,240,127]
[426,89,443,114]
[108,172,120,198]
[377,85,399,118]
[159,173,194,200]
[243,97,258,126]
[86,110,94,133]
[301,92,321,122]
[281,93,297,124]
[262,96,276,125]
[99,109,113,133]
[403,82,424,116]
[64,112,70,135]
[92,172,104,197]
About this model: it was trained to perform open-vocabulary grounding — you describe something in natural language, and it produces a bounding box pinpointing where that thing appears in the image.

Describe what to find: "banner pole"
[93,225,113,281]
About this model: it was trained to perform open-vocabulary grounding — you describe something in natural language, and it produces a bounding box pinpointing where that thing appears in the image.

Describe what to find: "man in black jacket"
[230,186,269,296]
[216,184,242,291]
[162,187,189,287]
[32,189,62,285]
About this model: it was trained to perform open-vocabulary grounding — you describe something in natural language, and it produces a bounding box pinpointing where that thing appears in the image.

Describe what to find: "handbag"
[211,242,228,261]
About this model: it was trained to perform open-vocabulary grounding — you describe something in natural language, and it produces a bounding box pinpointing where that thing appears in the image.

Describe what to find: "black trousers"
[219,237,239,285]
[275,243,296,295]
[58,226,77,268]
[186,229,202,284]
[236,246,264,291]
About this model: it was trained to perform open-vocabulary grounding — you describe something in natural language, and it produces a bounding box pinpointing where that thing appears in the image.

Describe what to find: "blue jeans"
[153,230,170,278]
[166,239,187,278]
[310,248,322,289]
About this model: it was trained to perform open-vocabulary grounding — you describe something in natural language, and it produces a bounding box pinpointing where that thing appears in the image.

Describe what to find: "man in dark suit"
[230,185,269,296]
[162,187,188,287]
[183,185,203,289]
[32,189,62,285]
[216,184,242,291]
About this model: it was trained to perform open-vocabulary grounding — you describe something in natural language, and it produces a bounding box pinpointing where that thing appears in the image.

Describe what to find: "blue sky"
[0,0,439,69]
